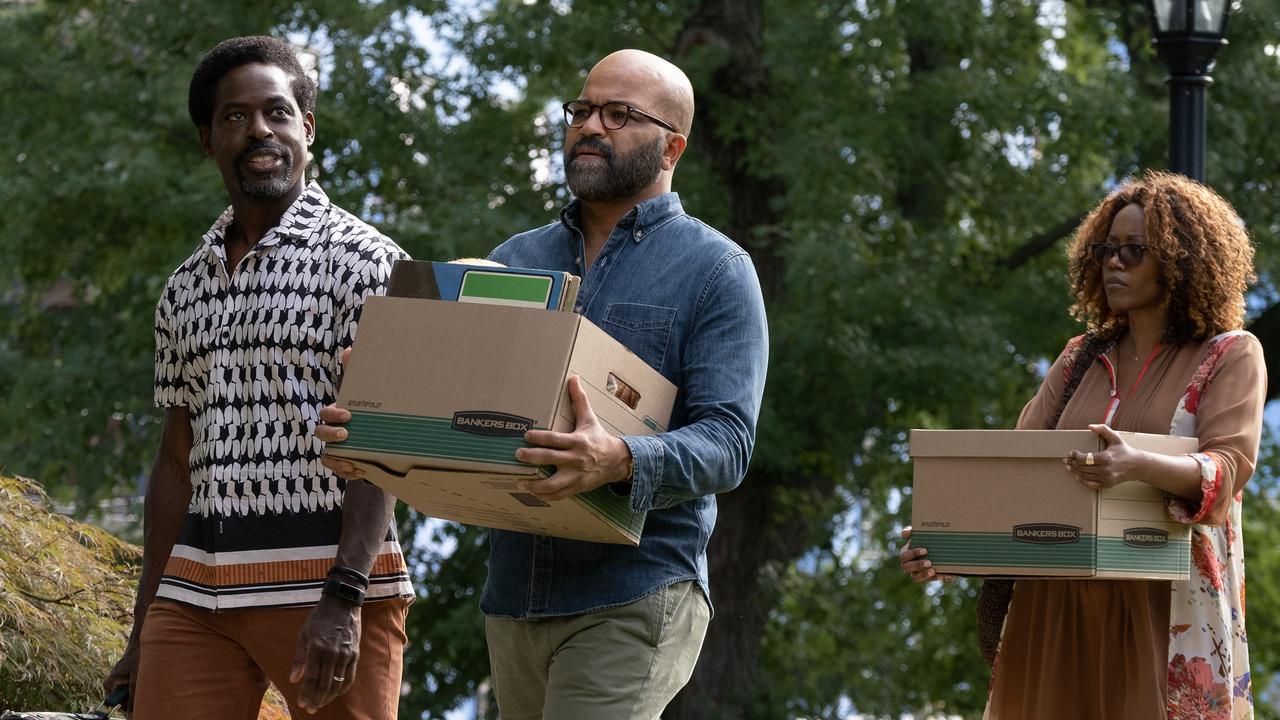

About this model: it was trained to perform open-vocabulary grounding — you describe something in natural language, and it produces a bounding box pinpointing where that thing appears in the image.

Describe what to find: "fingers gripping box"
[909,429,1196,580]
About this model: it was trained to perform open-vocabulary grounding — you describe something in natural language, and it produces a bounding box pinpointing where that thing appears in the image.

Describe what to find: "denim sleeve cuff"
[621,435,664,514]
[1166,452,1221,524]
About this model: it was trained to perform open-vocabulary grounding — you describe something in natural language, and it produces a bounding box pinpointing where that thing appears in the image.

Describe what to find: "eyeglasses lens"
[1091,243,1145,267]
[564,102,633,130]
[564,102,590,127]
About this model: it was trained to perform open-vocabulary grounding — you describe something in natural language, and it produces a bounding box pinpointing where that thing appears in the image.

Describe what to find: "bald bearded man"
[322,49,769,719]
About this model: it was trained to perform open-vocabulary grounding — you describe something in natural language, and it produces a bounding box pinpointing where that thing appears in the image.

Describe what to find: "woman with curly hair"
[901,170,1266,719]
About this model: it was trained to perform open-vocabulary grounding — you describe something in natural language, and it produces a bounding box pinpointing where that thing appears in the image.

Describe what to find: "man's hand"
[289,597,362,714]
[103,637,140,712]
[515,375,632,501]
[317,401,363,481]
[317,347,364,481]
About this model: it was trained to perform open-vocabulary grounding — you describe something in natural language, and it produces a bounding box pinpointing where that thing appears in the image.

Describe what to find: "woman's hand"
[899,526,953,583]
[1064,423,1149,490]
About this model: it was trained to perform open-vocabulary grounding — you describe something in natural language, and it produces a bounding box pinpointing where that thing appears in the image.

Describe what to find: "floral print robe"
[987,331,1265,720]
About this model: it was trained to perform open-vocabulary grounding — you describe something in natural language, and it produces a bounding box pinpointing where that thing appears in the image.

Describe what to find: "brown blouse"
[985,335,1264,720]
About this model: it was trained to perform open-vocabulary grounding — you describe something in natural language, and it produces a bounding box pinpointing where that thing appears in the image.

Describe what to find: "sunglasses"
[1090,242,1149,268]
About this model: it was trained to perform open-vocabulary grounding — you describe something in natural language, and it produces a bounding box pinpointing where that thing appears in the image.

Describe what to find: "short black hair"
[188,36,317,128]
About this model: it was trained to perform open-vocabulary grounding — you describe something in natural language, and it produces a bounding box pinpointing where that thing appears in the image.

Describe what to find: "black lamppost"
[1145,0,1233,182]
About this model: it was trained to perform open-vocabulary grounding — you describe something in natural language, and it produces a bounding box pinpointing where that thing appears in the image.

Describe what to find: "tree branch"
[16,586,86,608]
[1000,212,1087,270]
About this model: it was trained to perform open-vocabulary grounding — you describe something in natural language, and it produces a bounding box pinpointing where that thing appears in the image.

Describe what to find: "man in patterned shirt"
[104,36,413,719]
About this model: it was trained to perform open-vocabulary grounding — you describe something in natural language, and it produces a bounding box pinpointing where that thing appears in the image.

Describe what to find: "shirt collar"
[200,180,331,252]
[558,192,684,243]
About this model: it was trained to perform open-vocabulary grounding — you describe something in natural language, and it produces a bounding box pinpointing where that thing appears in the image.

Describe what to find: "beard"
[565,135,665,202]
[234,139,296,199]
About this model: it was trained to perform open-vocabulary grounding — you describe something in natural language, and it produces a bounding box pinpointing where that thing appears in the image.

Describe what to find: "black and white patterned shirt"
[154,181,413,610]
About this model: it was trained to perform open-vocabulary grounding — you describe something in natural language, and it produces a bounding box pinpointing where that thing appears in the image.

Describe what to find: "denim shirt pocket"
[600,303,677,371]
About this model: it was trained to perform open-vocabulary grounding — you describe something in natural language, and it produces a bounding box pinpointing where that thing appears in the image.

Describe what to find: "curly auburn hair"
[1066,170,1255,345]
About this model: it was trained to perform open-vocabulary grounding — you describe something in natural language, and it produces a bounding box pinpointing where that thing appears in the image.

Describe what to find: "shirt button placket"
[217,285,232,346]
[228,259,253,345]
[528,536,553,615]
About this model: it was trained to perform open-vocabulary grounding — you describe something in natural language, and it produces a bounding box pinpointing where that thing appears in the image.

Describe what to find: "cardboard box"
[324,296,676,545]
[386,260,580,311]
[909,429,1196,579]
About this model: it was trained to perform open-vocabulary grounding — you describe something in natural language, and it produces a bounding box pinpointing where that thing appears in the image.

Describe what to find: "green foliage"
[397,512,494,715]
[1247,439,1280,714]
[0,474,297,717]
[4,0,1280,717]
[0,474,139,710]
[760,452,989,719]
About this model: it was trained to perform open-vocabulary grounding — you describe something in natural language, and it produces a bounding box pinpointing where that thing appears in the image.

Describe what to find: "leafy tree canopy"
[3,1,1280,717]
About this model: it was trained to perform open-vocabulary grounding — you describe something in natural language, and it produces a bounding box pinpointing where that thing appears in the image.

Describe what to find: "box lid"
[340,297,579,421]
[909,429,1198,458]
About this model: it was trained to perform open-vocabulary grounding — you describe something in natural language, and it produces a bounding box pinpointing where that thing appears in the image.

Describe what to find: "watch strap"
[321,575,366,606]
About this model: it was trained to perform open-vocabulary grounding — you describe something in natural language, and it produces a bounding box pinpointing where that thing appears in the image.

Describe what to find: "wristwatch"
[322,575,367,606]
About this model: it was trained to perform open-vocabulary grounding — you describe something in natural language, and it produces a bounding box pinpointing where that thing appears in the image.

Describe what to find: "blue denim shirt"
[481,192,769,618]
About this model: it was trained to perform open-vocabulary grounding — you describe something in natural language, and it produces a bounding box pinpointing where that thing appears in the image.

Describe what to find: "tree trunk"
[666,479,770,718]
[668,1,793,716]
[673,0,785,299]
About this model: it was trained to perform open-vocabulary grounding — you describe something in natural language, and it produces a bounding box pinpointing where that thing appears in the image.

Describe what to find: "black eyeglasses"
[1091,242,1149,268]
[562,101,678,133]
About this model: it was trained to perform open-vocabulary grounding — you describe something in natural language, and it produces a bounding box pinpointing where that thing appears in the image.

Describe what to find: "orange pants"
[133,597,409,720]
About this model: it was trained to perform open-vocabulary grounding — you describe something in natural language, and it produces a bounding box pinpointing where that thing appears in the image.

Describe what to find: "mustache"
[235,139,292,167]
[570,138,613,162]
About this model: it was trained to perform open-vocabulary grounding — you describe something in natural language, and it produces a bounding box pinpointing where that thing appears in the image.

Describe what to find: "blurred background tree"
[2,0,1279,717]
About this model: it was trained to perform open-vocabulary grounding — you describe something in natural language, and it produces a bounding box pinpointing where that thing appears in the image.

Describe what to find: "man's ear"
[661,132,687,172]
[303,111,316,146]
[198,125,213,156]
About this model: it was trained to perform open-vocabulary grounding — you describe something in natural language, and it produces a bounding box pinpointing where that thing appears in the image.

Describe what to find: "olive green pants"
[485,581,710,720]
